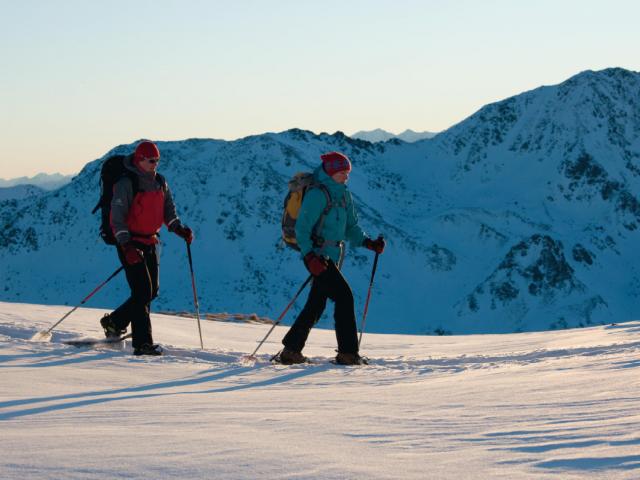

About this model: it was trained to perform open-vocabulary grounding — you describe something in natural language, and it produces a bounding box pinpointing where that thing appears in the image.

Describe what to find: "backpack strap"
[155,173,166,191]
[128,171,140,197]
[311,184,332,246]
[92,168,140,213]
[91,198,101,214]
[122,170,164,199]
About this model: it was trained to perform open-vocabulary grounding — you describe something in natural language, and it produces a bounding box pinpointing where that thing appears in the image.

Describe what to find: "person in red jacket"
[100,141,193,356]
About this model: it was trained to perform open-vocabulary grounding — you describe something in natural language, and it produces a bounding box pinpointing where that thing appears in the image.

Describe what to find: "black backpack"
[92,155,138,245]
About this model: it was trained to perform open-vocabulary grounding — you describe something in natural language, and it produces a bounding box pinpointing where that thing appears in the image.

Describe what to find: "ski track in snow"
[4,321,640,381]
[1,303,640,479]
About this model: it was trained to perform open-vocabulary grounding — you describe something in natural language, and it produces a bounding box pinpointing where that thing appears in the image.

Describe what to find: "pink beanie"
[321,151,352,176]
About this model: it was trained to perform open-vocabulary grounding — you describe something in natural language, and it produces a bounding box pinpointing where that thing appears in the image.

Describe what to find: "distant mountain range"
[0,184,45,201]
[1,67,638,335]
[0,173,73,191]
[351,128,438,143]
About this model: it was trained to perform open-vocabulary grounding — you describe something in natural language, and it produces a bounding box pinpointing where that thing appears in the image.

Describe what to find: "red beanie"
[321,151,352,176]
[134,141,160,163]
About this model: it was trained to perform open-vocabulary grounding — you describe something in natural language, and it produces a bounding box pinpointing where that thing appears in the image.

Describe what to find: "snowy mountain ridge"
[0,172,73,190]
[1,67,639,334]
[351,128,437,143]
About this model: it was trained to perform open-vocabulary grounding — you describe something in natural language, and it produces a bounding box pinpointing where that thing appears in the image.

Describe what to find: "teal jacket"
[295,166,368,263]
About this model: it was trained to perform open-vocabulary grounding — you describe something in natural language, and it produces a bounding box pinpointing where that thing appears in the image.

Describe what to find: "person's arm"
[295,188,327,257]
[164,182,193,243]
[110,177,134,245]
[163,183,181,231]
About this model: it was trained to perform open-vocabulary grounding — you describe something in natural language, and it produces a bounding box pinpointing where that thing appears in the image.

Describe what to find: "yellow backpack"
[281,172,331,251]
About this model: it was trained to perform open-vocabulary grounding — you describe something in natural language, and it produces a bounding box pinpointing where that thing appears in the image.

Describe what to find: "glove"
[122,242,144,265]
[174,225,194,244]
[303,252,328,277]
[363,236,385,254]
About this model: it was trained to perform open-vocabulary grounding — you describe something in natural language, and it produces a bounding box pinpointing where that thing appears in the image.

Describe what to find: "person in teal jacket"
[279,151,385,365]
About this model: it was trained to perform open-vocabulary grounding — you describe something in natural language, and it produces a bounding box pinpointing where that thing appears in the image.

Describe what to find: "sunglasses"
[144,157,159,164]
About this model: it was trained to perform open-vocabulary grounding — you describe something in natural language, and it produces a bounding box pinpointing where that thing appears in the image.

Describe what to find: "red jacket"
[110,156,181,245]
[126,189,166,244]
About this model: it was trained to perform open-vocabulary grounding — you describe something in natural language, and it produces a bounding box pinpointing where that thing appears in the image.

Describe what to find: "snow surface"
[2,301,639,479]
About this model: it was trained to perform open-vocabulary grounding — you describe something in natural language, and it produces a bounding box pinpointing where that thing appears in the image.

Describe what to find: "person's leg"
[282,275,329,353]
[324,262,358,354]
[134,244,159,346]
[109,243,154,348]
[145,245,160,343]
[149,244,159,300]
[105,246,134,333]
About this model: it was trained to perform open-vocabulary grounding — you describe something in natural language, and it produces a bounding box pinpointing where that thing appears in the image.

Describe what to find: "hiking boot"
[335,352,368,365]
[278,348,308,365]
[100,314,126,338]
[133,343,163,356]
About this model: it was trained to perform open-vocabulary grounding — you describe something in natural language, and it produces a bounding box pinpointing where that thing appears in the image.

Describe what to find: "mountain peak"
[435,66,640,173]
[565,67,639,84]
[555,67,640,99]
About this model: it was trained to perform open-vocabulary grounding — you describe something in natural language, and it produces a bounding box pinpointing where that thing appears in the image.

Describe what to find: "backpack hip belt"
[130,231,159,238]
[314,238,344,248]
[315,240,346,270]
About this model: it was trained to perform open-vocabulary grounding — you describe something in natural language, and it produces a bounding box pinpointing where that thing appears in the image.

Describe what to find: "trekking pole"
[32,266,124,341]
[358,235,383,349]
[186,243,204,350]
[241,274,313,364]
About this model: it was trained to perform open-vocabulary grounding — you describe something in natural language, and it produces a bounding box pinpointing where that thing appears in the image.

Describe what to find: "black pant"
[282,261,358,354]
[110,242,159,348]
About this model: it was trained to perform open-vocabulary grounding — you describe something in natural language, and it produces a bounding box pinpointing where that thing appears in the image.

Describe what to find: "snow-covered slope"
[1,302,639,479]
[1,68,639,334]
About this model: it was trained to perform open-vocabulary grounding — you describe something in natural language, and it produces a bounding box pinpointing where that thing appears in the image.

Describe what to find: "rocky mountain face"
[459,234,607,333]
[1,68,638,334]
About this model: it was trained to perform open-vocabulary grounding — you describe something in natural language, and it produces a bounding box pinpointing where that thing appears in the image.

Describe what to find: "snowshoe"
[334,352,368,366]
[133,343,163,356]
[64,333,132,347]
[100,314,126,339]
[271,348,309,365]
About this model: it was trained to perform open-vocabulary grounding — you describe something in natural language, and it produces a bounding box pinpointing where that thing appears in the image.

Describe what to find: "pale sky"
[1,0,638,178]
